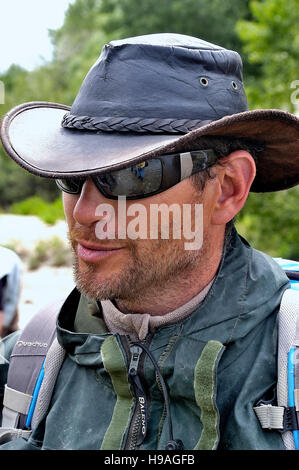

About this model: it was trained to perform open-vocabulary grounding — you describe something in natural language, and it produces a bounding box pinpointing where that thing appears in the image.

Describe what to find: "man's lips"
[76,240,124,262]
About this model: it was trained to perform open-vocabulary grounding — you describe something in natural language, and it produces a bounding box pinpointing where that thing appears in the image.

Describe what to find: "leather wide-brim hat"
[1,33,299,192]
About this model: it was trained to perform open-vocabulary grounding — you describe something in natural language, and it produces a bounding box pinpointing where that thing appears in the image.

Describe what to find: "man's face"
[63,175,218,303]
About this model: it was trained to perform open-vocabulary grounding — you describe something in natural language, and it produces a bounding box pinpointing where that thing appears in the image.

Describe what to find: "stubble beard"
[71,237,204,304]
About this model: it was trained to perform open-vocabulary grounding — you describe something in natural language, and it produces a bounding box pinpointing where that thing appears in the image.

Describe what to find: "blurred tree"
[99,0,258,80]
[0,145,58,209]
[49,0,107,101]
[236,0,299,111]
[236,187,299,260]
[0,64,62,207]
[235,0,299,259]
[0,1,105,209]
[100,0,249,44]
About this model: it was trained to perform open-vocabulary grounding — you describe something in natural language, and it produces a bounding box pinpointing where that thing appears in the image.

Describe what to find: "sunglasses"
[56,149,218,200]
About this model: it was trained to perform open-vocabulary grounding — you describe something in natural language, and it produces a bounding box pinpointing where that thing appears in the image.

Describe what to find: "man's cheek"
[62,193,78,225]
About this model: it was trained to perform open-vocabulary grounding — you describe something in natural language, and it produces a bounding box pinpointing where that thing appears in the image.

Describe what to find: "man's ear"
[211,150,256,225]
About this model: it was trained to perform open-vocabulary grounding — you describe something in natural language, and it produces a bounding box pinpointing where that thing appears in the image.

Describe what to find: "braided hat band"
[61,112,211,134]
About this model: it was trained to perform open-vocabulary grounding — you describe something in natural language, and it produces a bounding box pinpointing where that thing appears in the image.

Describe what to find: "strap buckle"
[254,402,299,433]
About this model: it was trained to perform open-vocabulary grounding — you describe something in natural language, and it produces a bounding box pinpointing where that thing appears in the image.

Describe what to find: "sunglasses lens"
[56,178,82,194]
[56,149,216,199]
[95,160,163,198]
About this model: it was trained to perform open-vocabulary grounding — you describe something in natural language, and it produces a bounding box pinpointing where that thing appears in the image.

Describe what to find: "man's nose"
[72,178,113,226]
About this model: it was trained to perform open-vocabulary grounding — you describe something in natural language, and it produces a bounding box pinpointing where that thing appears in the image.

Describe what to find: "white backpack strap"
[31,337,66,429]
[277,288,299,450]
[254,288,299,450]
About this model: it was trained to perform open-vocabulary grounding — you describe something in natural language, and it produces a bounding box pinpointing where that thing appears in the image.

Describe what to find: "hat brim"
[1,101,299,192]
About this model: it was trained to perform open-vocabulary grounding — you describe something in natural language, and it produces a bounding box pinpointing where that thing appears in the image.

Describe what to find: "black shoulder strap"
[285,271,299,282]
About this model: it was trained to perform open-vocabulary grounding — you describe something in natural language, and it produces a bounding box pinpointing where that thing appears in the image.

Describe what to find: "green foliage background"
[0,0,298,258]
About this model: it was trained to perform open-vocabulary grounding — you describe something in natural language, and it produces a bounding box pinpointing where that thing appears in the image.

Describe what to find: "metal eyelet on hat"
[231,81,238,90]
[200,77,209,87]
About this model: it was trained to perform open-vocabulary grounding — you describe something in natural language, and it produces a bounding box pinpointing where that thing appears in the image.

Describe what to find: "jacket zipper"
[127,344,145,449]
[119,335,151,450]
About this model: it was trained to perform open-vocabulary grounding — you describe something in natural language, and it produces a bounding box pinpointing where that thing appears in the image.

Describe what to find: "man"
[0,246,22,338]
[0,33,298,450]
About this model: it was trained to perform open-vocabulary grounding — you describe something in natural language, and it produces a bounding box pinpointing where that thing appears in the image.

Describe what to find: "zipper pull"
[129,345,143,376]
[128,345,148,446]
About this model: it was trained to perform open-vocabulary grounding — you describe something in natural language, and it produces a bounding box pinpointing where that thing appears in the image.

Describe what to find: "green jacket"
[0,230,290,450]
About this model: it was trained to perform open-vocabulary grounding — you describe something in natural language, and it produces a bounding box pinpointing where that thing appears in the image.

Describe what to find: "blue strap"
[25,359,45,428]
[287,347,299,449]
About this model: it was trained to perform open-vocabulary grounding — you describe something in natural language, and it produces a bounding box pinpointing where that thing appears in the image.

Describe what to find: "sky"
[0,0,75,73]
